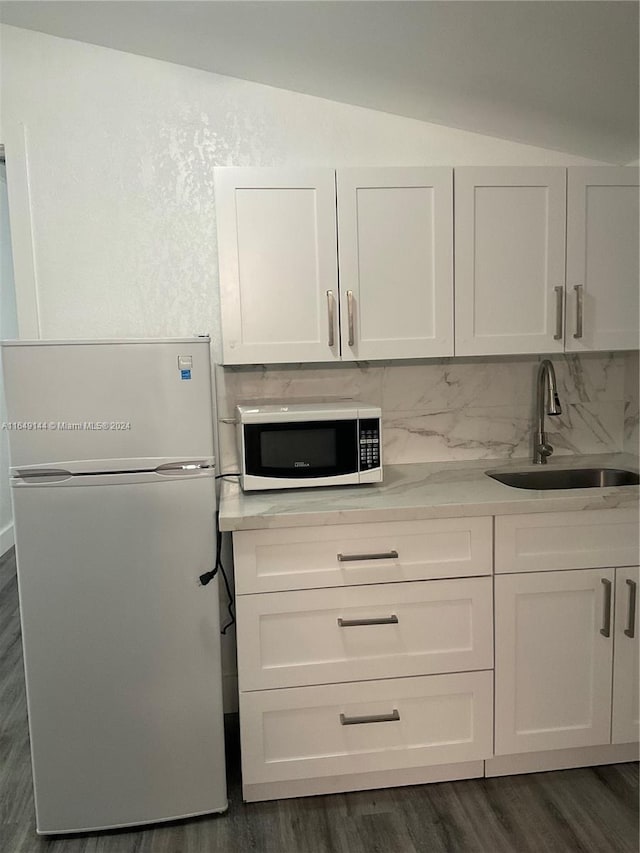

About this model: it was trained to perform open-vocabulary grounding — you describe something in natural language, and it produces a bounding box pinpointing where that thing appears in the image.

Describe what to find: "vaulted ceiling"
[1,1,638,163]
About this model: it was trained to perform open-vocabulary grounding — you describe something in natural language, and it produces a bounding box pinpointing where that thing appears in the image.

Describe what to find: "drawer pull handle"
[600,578,612,638]
[340,710,400,726]
[624,579,637,639]
[337,615,399,627]
[337,550,399,563]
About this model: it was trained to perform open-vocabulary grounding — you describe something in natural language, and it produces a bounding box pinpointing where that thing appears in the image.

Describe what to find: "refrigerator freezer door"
[11,461,215,480]
[1,339,215,470]
[12,472,227,833]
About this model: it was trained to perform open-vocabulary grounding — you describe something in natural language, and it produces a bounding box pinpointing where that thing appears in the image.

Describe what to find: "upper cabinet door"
[337,168,453,360]
[455,168,567,356]
[215,168,340,364]
[566,168,639,353]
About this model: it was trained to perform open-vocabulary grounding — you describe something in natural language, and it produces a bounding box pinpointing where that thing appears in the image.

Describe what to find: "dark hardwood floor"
[1,546,638,853]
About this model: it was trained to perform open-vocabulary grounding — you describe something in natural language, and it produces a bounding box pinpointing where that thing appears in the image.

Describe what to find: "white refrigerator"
[1,338,227,834]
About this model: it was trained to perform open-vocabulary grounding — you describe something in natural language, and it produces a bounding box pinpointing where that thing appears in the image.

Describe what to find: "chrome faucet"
[533,359,562,464]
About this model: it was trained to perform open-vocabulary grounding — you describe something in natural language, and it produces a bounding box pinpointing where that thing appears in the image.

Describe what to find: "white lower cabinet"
[240,671,493,785]
[234,517,495,800]
[233,509,639,801]
[495,564,640,757]
[495,568,614,755]
[237,577,493,690]
[612,566,640,744]
[233,516,493,594]
[494,508,639,574]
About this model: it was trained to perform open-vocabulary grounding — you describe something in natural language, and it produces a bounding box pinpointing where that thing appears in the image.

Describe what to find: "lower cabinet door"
[495,568,614,755]
[240,671,493,785]
[612,566,640,744]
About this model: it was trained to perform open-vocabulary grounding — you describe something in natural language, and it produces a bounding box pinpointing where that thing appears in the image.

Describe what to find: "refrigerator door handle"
[154,461,215,475]
[14,469,73,484]
[12,457,216,477]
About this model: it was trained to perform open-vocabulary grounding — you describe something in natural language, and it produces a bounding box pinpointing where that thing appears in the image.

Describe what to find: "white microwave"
[236,402,382,491]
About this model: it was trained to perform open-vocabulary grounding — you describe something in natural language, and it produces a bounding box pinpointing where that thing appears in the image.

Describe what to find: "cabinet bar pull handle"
[347,290,355,347]
[624,579,637,639]
[573,285,583,339]
[340,710,400,726]
[326,290,335,348]
[337,550,399,563]
[554,286,564,340]
[600,578,612,637]
[338,615,399,627]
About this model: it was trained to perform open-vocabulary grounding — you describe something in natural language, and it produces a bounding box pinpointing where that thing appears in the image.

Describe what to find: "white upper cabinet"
[215,167,454,364]
[565,168,639,352]
[214,168,340,364]
[336,168,453,360]
[455,168,567,356]
[455,166,639,357]
[216,166,638,364]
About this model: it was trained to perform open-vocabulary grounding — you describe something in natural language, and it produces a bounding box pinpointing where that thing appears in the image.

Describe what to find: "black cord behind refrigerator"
[216,518,235,634]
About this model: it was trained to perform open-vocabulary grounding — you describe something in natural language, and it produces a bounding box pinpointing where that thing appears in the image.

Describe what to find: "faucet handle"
[538,442,554,460]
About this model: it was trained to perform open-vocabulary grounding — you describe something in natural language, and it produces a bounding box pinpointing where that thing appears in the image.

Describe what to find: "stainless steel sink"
[487,467,640,490]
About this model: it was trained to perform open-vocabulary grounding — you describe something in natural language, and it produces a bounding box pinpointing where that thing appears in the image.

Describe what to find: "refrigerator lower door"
[12,471,227,834]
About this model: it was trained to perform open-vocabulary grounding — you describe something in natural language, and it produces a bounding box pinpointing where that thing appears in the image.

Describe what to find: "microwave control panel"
[359,419,381,471]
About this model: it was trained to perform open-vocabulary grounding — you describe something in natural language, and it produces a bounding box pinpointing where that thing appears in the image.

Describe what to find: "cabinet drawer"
[237,577,493,690]
[240,671,493,785]
[495,508,639,574]
[233,517,493,594]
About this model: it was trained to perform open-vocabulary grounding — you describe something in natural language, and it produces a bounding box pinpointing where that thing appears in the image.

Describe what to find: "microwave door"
[243,420,358,481]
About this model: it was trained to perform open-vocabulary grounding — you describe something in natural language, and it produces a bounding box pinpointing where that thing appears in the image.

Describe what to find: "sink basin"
[487,467,640,490]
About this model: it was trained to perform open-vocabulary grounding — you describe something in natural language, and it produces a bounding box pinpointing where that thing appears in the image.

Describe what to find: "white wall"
[0,162,18,555]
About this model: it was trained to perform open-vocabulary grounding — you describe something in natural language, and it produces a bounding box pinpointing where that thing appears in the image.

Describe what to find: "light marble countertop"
[218,452,640,532]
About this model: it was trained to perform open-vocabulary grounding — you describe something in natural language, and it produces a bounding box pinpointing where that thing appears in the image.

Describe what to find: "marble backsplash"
[215,353,634,473]
[624,350,640,456]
